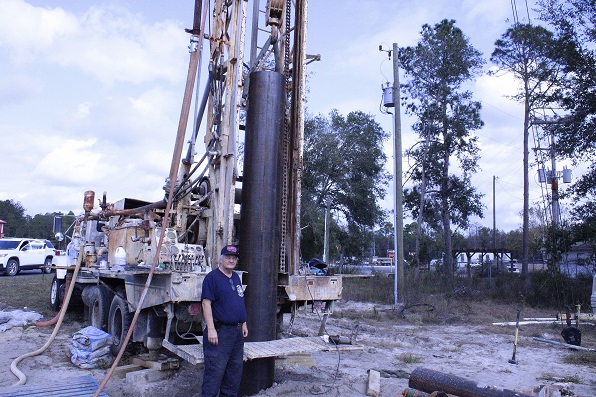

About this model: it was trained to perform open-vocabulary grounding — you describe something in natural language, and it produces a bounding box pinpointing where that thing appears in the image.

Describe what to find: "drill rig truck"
[51,0,342,377]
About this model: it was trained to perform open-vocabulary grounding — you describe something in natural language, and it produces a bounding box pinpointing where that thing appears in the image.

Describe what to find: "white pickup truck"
[0,238,56,276]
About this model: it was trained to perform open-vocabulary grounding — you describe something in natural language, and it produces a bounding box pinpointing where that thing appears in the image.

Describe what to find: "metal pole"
[392,43,404,306]
[551,133,559,226]
[493,175,497,271]
[323,201,330,263]
[240,71,286,394]
[249,0,260,66]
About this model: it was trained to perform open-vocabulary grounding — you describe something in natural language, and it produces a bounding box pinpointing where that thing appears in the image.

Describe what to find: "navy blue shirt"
[201,268,247,325]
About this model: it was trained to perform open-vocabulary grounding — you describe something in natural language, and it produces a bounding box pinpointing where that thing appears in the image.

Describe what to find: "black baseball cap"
[221,245,239,256]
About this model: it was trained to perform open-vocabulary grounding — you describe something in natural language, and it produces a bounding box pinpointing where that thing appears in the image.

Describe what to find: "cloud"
[0,0,187,84]
[34,137,105,184]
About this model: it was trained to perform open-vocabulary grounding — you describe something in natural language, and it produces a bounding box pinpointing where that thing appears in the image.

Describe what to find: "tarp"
[0,310,42,332]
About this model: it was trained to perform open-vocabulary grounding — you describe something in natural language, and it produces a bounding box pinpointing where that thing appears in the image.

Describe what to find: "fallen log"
[408,367,533,397]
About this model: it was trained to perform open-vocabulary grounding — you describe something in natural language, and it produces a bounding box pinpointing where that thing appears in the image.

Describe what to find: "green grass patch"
[0,273,54,317]
[399,352,422,364]
[563,351,596,367]
[538,373,581,383]
[341,275,394,303]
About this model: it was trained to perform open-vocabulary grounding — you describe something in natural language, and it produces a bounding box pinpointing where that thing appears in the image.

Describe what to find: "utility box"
[563,168,572,183]
[382,83,394,107]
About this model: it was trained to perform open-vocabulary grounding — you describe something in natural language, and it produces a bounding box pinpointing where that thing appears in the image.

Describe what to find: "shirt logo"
[236,284,244,297]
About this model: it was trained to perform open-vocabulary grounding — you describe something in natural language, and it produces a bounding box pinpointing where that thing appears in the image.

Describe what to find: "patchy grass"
[563,351,596,367]
[341,270,593,311]
[538,373,582,383]
[0,273,54,317]
[398,352,422,364]
[341,274,395,303]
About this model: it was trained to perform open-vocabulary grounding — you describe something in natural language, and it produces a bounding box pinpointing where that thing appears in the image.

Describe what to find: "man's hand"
[242,322,248,338]
[208,328,219,345]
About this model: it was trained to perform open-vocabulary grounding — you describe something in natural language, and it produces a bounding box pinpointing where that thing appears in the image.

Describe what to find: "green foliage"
[522,271,593,308]
[490,22,566,270]
[301,110,390,261]
[537,0,596,161]
[0,199,74,248]
[341,270,592,310]
[400,19,485,275]
[341,275,395,303]
[491,23,565,106]
[0,199,28,237]
[537,1,596,252]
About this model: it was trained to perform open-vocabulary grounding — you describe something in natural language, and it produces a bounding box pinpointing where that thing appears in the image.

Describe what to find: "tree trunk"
[441,122,453,279]
[522,83,530,275]
[415,129,432,266]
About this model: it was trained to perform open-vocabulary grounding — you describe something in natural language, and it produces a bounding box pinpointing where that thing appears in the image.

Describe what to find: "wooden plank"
[0,375,108,397]
[111,364,145,380]
[244,337,328,360]
[162,340,203,365]
[162,336,338,364]
[366,369,381,397]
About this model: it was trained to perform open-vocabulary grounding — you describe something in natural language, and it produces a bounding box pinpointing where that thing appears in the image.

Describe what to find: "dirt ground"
[0,299,595,397]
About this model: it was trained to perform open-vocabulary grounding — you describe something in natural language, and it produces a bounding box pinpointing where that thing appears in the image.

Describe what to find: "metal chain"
[279,0,292,273]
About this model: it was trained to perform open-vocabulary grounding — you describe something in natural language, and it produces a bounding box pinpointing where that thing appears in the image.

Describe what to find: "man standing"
[201,245,248,397]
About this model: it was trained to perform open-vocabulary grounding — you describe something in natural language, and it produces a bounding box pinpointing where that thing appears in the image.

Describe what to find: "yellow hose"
[10,247,83,386]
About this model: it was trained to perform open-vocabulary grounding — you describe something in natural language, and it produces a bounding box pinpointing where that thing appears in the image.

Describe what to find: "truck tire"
[88,286,113,332]
[42,257,52,274]
[50,275,65,311]
[108,294,133,356]
[5,259,19,277]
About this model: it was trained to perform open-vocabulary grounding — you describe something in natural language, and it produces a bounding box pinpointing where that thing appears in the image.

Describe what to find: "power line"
[510,0,519,25]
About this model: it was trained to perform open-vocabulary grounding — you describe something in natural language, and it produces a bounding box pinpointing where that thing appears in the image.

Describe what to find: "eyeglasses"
[229,278,235,291]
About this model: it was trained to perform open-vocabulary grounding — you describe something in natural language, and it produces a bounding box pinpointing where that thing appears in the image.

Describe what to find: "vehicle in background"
[0,238,55,276]
[507,261,520,274]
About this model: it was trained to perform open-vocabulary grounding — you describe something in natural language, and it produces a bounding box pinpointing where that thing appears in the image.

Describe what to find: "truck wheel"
[50,275,65,311]
[108,294,133,356]
[42,258,52,274]
[5,259,19,277]
[89,286,113,332]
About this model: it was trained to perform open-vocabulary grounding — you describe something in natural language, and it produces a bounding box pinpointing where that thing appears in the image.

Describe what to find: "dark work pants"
[201,325,244,397]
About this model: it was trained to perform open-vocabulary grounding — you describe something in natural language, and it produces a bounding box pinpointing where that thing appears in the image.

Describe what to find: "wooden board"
[163,336,352,364]
[244,336,328,360]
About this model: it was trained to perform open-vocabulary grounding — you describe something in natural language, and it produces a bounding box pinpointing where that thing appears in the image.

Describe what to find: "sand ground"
[0,300,594,397]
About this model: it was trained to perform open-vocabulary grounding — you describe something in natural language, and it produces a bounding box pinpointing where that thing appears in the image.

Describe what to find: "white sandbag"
[71,326,113,351]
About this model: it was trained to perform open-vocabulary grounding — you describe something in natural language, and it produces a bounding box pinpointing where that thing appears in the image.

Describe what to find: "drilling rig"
[51,0,342,393]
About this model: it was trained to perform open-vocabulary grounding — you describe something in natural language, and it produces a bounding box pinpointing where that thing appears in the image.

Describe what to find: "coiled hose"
[10,248,83,386]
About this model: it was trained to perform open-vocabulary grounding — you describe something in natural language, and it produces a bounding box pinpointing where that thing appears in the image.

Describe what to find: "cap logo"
[221,245,239,256]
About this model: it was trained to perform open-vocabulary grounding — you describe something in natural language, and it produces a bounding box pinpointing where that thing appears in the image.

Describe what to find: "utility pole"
[392,43,404,306]
[381,42,404,307]
[534,117,572,268]
[550,134,560,226]
[323,201,330,263]
[493,175,497,278]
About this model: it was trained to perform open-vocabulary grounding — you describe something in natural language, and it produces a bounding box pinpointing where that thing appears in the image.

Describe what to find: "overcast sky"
[0,0,582,233]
